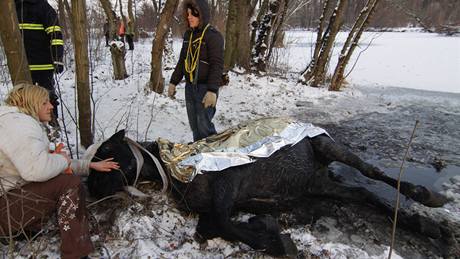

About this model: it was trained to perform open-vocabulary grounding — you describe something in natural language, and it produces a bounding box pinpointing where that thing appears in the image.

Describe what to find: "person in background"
[14,0,64,124]
[118,18,125,43]
[0,84,119,259]
[168,0,224,141]
[126,19,135,50]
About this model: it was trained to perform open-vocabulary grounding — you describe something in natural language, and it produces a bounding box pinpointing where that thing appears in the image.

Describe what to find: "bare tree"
[251,0,282,72]
[70,0,93,147]
[300,0,335,83]
[127,0,135,40]
[330,0,380,91]
[57,0,71,40]
[301,0,348,87]
[386,0,434,33]
[251,0,292,72]
[100,0,128,80]
[148,0,179,93]
[224,0,258,70]
[0,0,32,85]
[250,0,269,52]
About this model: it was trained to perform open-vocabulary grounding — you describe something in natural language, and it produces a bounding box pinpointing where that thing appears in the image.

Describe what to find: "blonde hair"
[5,83,50,120]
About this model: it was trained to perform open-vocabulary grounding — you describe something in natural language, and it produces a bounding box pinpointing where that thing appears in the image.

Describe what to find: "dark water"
[382,165,460,192]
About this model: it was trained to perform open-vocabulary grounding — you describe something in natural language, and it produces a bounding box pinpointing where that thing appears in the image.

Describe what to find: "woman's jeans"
[185,83,217,141]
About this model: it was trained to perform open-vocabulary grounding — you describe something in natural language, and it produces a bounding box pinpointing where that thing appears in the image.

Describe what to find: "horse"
[86,120,449,256]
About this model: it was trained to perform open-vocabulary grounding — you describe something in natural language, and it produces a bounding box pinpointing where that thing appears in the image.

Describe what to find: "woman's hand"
[55,148,71,166]
[90,158,119,172]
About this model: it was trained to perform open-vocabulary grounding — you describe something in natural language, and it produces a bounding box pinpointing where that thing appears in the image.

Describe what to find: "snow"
[286,31,460,93]
[0,30,459,258]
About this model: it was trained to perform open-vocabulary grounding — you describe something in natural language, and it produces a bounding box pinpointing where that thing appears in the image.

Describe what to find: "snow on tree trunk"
[330,0,380,91]
[250,0,269,56]
[71,0,93,147]
[100,0,128,80]
[0,0,32,84]
[251,0,282,72]
[300,0,334,84]
[302,0,348,87]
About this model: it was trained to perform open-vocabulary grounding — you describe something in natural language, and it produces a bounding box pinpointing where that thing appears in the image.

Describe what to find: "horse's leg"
[310,135,448,207]
[200,175,296,256]
[310,170,453,242]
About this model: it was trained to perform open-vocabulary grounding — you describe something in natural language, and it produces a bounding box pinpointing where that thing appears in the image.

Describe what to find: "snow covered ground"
[0,31,459,258]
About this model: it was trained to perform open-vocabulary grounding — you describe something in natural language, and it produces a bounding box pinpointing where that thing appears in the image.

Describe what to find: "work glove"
[53,61,64,74]
[168,83,176,99]
[202,91,217,108]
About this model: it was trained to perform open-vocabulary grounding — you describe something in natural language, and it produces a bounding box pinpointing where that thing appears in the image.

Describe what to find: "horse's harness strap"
[125,138,169,194]
[127,140,144,187]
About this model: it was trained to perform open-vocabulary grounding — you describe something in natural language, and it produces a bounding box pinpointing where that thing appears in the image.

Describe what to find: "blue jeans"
[185,83,217,141]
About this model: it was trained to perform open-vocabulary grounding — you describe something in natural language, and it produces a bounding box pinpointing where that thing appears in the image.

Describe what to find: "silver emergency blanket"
[158,117,329,183]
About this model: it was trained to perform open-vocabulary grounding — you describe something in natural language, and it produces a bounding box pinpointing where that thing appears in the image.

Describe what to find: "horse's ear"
[110,129,126,142]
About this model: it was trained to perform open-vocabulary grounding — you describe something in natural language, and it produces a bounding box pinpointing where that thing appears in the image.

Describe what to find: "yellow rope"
[185,24,210,84]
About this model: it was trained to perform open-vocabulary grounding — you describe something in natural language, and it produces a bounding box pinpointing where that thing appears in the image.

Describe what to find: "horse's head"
[87,130,138,199]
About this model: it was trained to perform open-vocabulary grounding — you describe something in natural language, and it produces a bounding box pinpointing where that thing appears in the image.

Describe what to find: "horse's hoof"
[422,191,449,208]
[411,186,449,207]
[279,234,298,258]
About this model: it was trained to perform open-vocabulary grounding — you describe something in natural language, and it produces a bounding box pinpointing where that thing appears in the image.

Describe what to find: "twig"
[388,120,419,259]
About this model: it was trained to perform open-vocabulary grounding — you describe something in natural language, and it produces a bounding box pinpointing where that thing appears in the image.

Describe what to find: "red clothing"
[118,22,125,36]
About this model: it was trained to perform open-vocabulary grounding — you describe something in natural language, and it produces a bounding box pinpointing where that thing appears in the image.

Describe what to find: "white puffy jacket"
[0,106,69,195]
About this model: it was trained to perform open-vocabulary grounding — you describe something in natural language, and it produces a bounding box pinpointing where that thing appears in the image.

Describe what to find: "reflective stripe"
[51,39,64,45]
[19,23,44,30]
[45,26,61,33]
[29,64,54,71]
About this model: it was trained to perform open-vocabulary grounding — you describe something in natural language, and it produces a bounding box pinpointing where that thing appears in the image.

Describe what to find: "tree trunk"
[266,0,289,63]
[311,0,348,87]
[128,0,135,40]
[301,0,334,83]
[118,0,127,28]
[70,0,93,148]
[250,0,269,52]
[148,0,179,93]
[224,0,258,71]
[224,0,239,70]
[0,0,32,85]
[329,0,380,91]
[57,0,70,41]
[100,0,128,80]
[251,0,282,72]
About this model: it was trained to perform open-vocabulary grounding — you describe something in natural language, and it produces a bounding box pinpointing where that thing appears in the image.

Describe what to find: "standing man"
[168,0,224,141]
[15,0,64,122]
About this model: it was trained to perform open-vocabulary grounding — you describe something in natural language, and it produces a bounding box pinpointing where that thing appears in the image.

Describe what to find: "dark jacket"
[15,0,64,71]
[170,0,224,93]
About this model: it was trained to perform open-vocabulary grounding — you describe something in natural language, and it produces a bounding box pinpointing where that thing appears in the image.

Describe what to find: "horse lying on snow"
[87,118,448,256]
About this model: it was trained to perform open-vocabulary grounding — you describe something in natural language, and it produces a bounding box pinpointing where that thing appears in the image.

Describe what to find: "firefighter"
[15,0,64,123]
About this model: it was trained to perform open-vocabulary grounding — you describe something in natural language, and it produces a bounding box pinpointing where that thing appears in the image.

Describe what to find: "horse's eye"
[103,145,111,152]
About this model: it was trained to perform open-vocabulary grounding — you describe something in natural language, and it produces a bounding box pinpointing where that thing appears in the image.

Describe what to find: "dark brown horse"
[87,127,448,256]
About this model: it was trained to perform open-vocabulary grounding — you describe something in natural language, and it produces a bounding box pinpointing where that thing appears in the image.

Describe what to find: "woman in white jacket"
[0,83,119,259]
